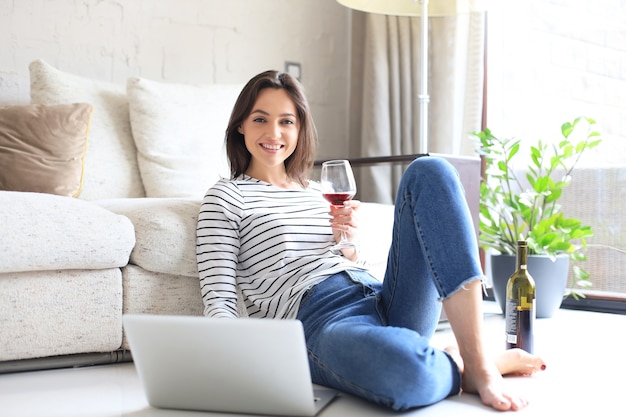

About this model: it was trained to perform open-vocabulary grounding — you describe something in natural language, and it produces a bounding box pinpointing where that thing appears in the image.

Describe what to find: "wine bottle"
[504,240,536,353]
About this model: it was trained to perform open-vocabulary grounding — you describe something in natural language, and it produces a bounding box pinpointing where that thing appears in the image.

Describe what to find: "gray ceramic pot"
[490,253,570,318]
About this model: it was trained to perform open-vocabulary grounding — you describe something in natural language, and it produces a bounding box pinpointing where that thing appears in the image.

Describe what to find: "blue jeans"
[296,156,484,411]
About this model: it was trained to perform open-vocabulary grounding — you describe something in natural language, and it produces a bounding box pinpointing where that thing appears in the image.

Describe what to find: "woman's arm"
[196,181,243,318]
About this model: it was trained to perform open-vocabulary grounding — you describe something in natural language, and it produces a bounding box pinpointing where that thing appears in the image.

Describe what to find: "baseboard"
[0,350,133,374]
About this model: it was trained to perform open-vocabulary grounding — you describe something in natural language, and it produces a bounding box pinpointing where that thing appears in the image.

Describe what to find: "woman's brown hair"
[225,70,317,187]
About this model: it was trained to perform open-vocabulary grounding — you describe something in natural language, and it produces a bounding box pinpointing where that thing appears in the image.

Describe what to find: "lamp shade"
[336,0,486,16]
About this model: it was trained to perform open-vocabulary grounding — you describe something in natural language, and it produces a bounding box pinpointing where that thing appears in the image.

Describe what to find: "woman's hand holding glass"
[328,199,361,260]
[321,159,359,255]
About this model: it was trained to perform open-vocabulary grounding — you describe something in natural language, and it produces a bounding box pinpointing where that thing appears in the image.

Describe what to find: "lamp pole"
[337,0,486,153]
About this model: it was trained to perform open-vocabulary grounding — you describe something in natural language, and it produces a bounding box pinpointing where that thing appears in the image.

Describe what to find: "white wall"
[0,0,351,159]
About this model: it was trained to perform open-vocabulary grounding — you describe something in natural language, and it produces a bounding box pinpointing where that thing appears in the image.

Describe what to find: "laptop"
[123,314,338,416]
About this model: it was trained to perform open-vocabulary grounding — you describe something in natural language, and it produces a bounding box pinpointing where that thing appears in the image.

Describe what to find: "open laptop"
[123,314,338,416]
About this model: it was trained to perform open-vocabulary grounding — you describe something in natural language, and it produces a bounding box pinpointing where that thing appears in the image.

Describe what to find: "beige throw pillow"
[29,59,145,200]
[0,103,93,197]
[127,77,242,198]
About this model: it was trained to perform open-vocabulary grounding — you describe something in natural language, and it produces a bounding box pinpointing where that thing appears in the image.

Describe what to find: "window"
[485,0,626,312]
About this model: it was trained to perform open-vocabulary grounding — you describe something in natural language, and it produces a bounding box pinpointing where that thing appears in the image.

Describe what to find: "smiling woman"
[238,89,300,187]
[225,70,318,189]
[196,69,546,412]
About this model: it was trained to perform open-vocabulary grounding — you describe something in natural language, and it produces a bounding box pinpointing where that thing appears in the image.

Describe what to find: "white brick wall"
[0,0,351,159]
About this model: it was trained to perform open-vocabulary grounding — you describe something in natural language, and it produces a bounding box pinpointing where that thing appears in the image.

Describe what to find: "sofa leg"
[0,350,133,374]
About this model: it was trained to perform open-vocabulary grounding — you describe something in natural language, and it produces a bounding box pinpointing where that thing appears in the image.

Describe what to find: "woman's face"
[239,88,299,176]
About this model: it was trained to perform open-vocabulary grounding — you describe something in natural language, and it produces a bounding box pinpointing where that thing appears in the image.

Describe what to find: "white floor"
[2,304,625,417]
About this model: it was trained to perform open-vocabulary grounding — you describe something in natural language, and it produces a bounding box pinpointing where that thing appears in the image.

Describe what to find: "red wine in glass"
[323,192,355,207]
[320,160,357,253]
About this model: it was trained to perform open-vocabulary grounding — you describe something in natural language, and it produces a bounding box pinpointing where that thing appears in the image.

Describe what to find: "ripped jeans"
[296,156,484,411]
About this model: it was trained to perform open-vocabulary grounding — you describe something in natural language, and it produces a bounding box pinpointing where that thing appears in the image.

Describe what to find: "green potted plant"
[472,116,602,317]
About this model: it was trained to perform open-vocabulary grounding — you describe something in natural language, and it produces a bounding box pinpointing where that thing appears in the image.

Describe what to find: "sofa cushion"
[127,77,241,198]
[0,103,92,197]
[357,202,395,280]
[96,198,201,278]
[0,268,123,361]
[0,191,135,273]
[29,59,146,200]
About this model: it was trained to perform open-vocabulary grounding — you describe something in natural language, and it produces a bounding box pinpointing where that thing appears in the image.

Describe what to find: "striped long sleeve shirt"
[196,175,365,319]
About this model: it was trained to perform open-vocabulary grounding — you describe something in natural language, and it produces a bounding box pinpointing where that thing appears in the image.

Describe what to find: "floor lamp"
[336,0,485,154]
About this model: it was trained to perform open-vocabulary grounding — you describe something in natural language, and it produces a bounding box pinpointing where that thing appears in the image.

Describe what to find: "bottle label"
[506,332,517,344]
[505,298,534,353]
[505,298,518,343]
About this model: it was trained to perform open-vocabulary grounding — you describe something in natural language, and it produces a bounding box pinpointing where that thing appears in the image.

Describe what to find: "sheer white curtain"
[350,11,486,203]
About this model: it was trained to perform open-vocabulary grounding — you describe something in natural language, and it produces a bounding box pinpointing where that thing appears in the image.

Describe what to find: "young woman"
[196,70,546,412]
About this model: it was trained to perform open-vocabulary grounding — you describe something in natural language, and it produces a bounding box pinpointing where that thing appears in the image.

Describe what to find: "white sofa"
[0,60,401,372]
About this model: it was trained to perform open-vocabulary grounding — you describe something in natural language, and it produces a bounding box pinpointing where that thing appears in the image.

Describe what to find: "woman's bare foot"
[464,359,527,411]
[444,346,546,411]
[440,280,546,411]
[495,348,547,376]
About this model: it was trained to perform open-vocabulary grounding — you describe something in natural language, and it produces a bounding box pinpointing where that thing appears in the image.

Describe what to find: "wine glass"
[320,159,357,253]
